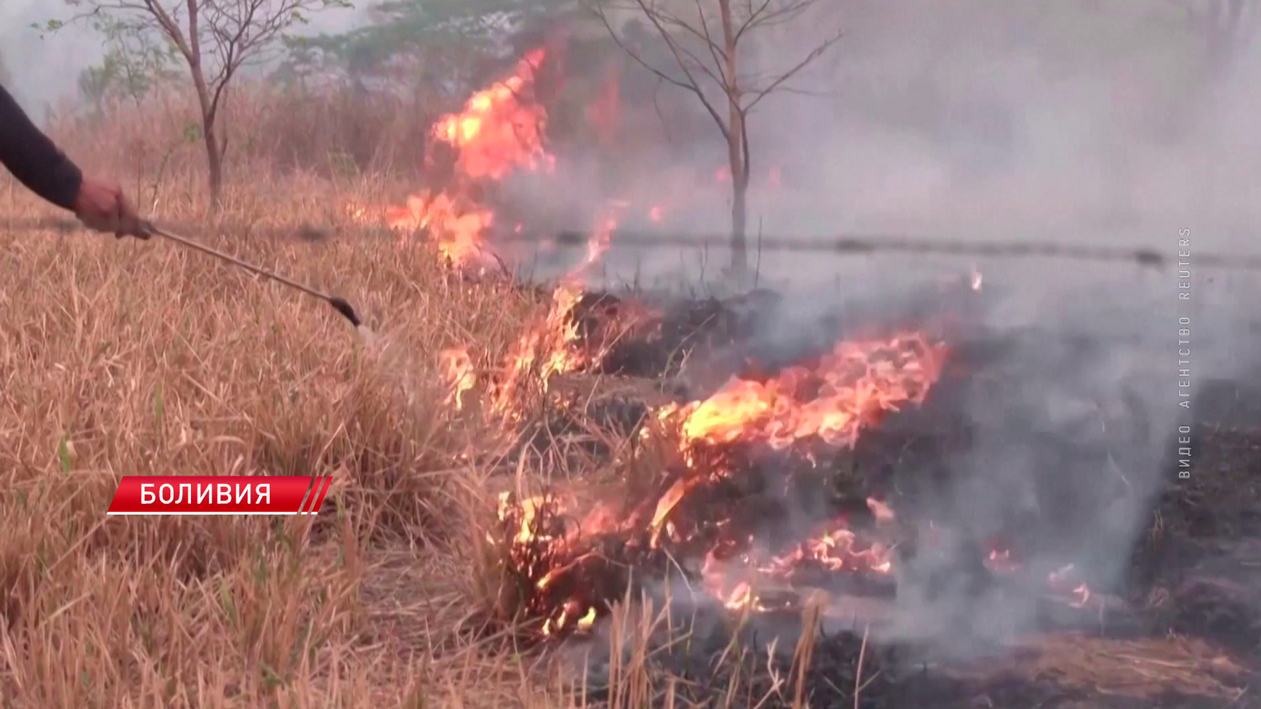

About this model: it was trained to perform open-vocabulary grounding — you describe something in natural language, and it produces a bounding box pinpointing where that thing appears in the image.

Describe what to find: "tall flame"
[371,49,555,270]
[431,48,555,181]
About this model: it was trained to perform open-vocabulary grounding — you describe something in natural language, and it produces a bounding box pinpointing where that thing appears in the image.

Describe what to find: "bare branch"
[62,0,345,207]
[140,0,194,61]
[630,1,730,94]
[742,27,841,113]
[735,0,812,44]
[589,4,688,92]
[650,14,730,89]
[588,0,731,139]
[733,0,776,45]
[691,0,731,87]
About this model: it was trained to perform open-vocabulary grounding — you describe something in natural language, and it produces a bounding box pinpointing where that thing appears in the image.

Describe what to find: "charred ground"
[490,279,1261,709]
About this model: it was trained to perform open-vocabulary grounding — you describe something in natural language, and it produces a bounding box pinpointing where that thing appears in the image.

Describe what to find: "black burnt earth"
[590,289,785,380]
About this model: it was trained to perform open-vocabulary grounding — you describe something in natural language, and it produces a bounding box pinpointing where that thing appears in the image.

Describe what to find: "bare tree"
[590,0,840,283]
[60,0,350,212]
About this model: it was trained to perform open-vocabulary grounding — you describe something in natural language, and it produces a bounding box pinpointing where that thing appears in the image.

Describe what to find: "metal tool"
[140,221,362,328]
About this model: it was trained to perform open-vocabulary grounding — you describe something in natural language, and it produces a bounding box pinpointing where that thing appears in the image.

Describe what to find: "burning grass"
[10,203,1247,707]
[2,46,1259,709]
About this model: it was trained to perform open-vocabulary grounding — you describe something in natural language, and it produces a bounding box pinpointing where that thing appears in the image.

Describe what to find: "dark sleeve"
[0,84,83,211]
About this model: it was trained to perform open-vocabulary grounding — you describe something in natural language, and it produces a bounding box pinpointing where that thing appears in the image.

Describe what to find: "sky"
[0,0,366,112]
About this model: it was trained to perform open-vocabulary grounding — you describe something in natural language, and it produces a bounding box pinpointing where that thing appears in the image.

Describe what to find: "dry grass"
[1,82,1252,708]
[0,140,542,705]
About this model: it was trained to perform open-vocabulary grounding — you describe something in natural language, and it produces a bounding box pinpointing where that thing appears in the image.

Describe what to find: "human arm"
[0,84,148,238]
[0,83,83,210]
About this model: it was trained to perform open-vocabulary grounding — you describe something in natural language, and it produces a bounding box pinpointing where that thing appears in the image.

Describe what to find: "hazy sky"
[0,0,365,112]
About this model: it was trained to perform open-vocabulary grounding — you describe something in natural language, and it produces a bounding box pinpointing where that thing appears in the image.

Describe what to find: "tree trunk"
[183,1,222,216]
[718,0,748,283]
[202,117,223,214]
[729,163,749,280]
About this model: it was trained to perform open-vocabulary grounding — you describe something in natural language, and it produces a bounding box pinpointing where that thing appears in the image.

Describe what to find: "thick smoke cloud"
[527,0,1258,293]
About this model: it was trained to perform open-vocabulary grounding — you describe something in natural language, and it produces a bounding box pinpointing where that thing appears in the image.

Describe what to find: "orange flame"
[349,49,555,270]
[385,192,495,265]
[490,285,589,418]
[494,330,948,635]
[578,200,626,277]
[431,48,555,181]
[439,348,477,411]
[659,333,948,451]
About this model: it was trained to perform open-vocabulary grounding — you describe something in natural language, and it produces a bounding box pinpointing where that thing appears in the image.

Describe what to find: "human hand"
[73,177,150,239]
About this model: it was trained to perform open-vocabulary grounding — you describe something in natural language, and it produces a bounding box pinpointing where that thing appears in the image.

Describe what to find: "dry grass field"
[2,63,1259,708]
[0,188,530,708]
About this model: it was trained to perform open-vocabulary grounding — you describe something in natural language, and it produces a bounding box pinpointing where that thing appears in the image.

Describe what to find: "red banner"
[106,476,332,515]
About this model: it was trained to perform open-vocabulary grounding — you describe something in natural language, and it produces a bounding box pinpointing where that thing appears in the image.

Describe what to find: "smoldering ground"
[488,2,1261,660]
[648,269,1207,655]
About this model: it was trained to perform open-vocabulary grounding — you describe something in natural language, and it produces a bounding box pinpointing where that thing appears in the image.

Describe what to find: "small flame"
[575,202,624,279]
[1047,563,1092,607]
[385,192,495,266]
[866,497,896,522]
[761,519,894,576]
[439,348,477,410]
[491,285,590,418]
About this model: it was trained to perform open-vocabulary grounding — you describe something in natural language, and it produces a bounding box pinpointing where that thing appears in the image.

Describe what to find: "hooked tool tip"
[327,297,362,327]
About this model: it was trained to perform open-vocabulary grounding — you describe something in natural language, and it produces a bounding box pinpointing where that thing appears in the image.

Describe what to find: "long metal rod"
[141,221,362,327]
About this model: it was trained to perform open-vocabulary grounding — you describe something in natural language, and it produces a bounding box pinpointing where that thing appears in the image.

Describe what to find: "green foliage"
[49,2,180,105]
[57,434,72,474]
[77,42,180,106]
[277,0,568,85]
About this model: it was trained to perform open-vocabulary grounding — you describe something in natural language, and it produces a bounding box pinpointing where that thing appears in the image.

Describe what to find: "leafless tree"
[63,0,350,212]
[589,0,841,283]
